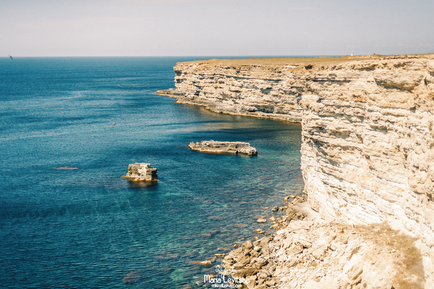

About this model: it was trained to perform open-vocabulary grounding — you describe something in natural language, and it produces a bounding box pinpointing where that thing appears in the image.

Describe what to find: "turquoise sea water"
[0,57,303,288]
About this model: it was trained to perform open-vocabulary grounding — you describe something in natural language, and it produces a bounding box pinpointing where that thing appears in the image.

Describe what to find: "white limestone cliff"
[161,54,434,288]
[170,59,305,122]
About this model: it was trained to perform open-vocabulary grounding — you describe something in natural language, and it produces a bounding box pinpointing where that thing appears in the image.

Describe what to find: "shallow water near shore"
[0,57,303,288]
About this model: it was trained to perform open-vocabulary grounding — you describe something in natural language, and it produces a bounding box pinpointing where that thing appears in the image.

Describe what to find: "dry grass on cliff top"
[180,53,432,66]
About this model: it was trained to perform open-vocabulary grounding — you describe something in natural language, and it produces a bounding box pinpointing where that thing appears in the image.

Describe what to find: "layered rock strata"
[299,56,434,287]
[124,163,158,181]
[159,58,310,122]
[188,140,257,156]
[223,199,424,289]
[165,54,434,287]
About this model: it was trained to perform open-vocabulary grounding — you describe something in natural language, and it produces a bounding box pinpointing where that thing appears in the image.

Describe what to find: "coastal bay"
[0,57,304,288]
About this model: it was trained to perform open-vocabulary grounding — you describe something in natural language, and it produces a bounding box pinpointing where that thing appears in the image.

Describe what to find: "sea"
[0,57,304,288]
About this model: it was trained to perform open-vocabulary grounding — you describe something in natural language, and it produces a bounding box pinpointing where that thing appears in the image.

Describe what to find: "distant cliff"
[160,57,310,122]
[158,54,434,287]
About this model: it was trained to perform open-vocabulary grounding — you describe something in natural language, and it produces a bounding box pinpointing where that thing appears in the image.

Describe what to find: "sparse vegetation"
[179,53,433,67]
[359,223,424,289]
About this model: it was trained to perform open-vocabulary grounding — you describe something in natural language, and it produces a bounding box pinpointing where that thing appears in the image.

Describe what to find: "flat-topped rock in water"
[188,140,257,156]
[124,163,158,182]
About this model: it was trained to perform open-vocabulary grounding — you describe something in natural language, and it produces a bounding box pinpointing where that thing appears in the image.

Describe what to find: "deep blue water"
[0,57,303,288]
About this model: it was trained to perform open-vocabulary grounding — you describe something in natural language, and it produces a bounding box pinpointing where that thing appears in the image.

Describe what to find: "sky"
[0,0,433,57]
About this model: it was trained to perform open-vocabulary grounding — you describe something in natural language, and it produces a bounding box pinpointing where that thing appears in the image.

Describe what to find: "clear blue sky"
[1,0,433,56]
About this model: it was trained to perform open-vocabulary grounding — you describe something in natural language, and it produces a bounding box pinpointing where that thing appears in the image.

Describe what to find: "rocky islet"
[124,163,158,182]
[188,140,258,156]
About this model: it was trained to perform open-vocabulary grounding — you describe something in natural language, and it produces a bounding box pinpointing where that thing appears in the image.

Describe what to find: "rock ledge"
[188,140,257,156]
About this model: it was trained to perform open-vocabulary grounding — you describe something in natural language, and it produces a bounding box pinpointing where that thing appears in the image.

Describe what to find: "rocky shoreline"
[191,190,423,289]
[219,195,423,289]
[160,54,434,288]
[156,89,302,122]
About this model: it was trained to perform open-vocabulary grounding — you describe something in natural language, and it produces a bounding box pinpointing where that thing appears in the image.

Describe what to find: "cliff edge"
[161,54,434,288]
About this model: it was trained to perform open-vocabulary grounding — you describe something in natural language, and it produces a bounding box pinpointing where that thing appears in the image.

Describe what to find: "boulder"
[124,163,158,181]
[188,140,257,156]
[257,218,267,223]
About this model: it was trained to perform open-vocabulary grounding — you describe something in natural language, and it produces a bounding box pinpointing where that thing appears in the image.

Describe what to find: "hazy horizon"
[1,0,433,57]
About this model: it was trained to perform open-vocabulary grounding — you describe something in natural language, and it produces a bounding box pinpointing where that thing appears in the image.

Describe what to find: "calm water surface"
[0,57,303,288]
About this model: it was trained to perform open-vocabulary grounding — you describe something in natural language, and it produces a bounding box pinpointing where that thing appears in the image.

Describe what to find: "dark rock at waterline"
[271,206,279,212]
[156,89,186,98]
[126,180,158,188]
[188,140,257,156]
[52,166,78,170]
[122,271,141,284]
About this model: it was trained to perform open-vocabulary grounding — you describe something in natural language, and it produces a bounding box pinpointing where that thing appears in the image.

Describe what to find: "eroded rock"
[223,200,425,289]
[257,218,267,223]
[188,140,257,156]
[124,163,158,181]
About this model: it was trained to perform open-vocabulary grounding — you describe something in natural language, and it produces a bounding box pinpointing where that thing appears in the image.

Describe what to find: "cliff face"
[299,57,434,287]
[300,58,434,241]
[172,60,304,122]
[164,55,434,287]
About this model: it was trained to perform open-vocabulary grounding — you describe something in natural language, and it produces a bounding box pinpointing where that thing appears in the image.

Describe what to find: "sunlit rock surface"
[166,54,434,288]
[124,163,158,182]
[188,140,257,156]
[223,200,425,289]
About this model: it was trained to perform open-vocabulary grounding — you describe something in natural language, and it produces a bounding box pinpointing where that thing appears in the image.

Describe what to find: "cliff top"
[177,53,433,67]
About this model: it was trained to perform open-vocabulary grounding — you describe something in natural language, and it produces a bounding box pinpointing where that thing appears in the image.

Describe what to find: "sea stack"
[188,140,257,156]
[124,163,158,181]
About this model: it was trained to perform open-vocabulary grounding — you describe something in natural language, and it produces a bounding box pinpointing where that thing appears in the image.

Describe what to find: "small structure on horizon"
[124,163,158,182]
[351,50,354,57]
